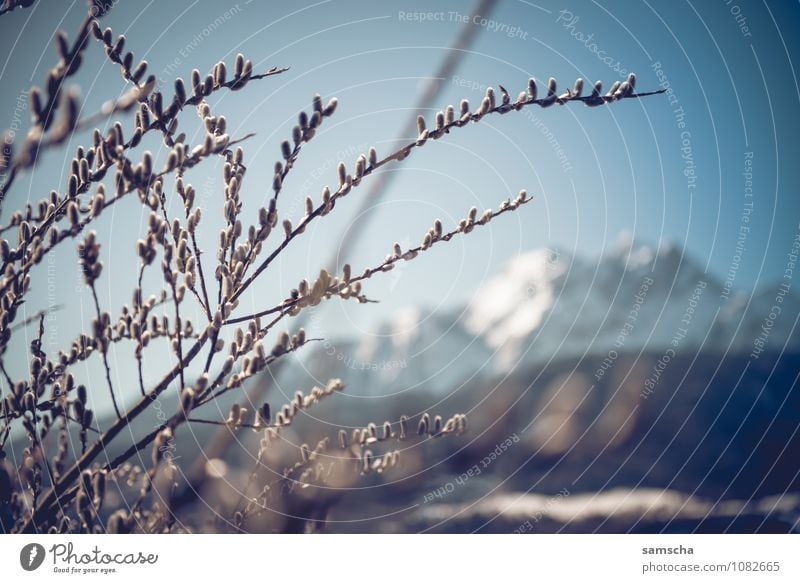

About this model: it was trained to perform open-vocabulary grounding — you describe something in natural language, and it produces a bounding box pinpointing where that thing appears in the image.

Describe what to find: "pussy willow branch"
[0,295,183,424]
[182,200,212,321]
[225,192,531,326]
[159,79,669,516]
[136,261,148,397]
[0,13,288,210]
[199,338,325,410]
[89,282,121,419]
[13,75,664,533]
[34,317,310,527]
[0,43,281,239]
[0,59,286,241]
[236,419,459,528]
[0,0,37,17]
[158,179,210,335]
[20,335,316,532]
[0,360,12,391]
[0,330,198,425]
[204,90,331,372]
[18,334,209,533]
[228,85,665,306]
[0,15,94,201]
[229,130,304,287]
[71,85,149,133]
[23,202,462,529]
[227,379,372,527]
[14,84,146,181]
[0,131,256,302]
[197,313,294,407]
[15,176,506,438]
[170,281,185,389]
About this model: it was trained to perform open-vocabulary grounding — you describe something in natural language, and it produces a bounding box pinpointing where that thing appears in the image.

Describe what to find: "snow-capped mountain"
[293,240,799,395]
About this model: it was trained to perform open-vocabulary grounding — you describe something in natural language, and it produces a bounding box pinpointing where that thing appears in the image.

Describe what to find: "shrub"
[0,6,662,533]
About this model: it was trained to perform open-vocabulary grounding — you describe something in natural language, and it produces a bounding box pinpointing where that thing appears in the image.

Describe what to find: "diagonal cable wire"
[329,0,498,274]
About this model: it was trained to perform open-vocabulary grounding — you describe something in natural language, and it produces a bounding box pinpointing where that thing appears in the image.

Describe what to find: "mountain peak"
[464,247,567,367]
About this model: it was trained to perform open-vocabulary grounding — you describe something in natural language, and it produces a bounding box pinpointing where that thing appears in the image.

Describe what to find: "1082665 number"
[732,561,780,572]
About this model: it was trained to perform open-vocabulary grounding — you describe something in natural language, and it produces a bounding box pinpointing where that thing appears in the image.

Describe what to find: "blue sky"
[0,0,798,404]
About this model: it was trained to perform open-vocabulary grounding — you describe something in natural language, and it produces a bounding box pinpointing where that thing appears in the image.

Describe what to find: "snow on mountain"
[463,238,728,373]
[464,248,566,370]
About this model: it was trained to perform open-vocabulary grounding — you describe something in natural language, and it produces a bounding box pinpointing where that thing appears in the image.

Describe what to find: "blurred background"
[1,0,799,532]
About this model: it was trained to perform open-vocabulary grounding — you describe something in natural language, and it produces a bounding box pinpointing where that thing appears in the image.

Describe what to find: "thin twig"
[170,281,185,389]
[90,283,121,418]
[188,229,212,321]
[224,194,529,326]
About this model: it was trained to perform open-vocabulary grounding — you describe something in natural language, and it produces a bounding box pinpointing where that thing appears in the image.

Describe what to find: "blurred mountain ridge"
[297,240,800,395]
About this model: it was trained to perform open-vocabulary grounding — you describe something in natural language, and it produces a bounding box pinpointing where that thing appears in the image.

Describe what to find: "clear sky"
[1,0,798,405]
